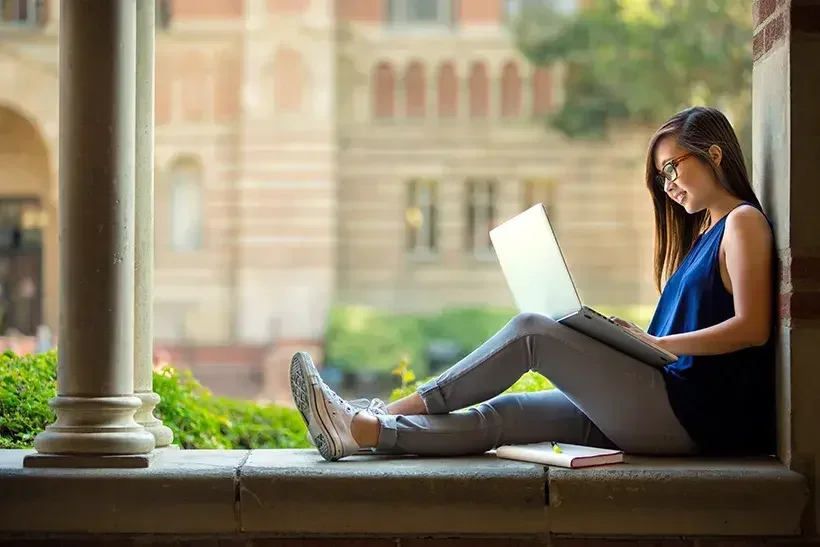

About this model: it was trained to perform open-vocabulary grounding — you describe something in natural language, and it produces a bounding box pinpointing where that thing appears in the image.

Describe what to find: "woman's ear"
[708,144,723,166]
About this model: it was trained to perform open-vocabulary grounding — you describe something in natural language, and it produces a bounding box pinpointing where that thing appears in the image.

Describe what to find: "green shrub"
[0,350,310,450]
[324,305,429,374]
[0,350,56,449]
[153,365,310,449]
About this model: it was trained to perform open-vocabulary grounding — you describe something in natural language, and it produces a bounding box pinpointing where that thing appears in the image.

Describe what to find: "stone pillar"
[752,0,820,535]
[134,0,173,448]
[25,0,155,466]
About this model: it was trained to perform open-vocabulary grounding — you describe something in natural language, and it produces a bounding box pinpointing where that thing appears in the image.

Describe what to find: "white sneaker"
[304,397,388,454]
[290,351,362,461]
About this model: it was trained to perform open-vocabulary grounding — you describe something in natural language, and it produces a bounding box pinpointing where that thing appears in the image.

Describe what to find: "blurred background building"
[0,0,660,403]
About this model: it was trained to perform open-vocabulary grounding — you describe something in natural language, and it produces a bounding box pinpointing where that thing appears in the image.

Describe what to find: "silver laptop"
[489,203,677,369]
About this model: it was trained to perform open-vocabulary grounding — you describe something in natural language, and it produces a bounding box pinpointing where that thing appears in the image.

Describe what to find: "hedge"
[0,350,310,450]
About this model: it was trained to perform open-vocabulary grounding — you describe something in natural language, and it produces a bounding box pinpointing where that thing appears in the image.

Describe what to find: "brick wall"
[753,0,820,535]
[753,0,789,62]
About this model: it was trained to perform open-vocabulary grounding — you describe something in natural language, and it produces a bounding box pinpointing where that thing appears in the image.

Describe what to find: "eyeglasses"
[655,153,694,189]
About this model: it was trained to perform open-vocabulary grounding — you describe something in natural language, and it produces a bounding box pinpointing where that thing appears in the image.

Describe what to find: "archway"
[0,106,54,336]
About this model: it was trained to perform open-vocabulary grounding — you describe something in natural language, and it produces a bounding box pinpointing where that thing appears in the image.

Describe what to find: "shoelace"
[348,397,388,416]
[313,371,387,416]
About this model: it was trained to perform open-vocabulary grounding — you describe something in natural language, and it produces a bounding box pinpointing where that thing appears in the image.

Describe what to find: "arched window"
[532,67,553,116]
[437,62,458,118]
[468,62,489,119]
[169,158,204,252]
[404,61,426,118]
[500,61,522,118]
[373,62,396,119]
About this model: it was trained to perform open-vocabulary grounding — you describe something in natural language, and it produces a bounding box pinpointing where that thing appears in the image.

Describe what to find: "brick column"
[25,0,156,467]
[753,0,820,535]
[134,0,173,448]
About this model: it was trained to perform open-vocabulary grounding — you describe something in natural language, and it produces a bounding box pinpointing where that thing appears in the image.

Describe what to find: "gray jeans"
[374,313,698,456]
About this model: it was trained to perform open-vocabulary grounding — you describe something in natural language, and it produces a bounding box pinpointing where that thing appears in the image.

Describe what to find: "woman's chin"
[681,199,705,215]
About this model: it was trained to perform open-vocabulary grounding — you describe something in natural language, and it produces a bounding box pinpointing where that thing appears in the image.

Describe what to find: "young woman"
[289,106,777,462]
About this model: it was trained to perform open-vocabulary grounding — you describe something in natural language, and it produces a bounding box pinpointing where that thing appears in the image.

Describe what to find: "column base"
[23,451,158,469]
[31,395,156,457]
[23,444,181,469]
[135,390,174,448]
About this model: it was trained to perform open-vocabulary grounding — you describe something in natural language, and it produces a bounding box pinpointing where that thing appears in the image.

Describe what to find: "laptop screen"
[489,204,582,320]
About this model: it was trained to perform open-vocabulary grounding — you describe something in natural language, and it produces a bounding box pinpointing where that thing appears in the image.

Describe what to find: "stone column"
[26,0,155,466]
[134,0,173,448]
[753,0,820,534]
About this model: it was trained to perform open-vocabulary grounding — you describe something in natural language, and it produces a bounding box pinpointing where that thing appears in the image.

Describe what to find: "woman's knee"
[506,312,555,336]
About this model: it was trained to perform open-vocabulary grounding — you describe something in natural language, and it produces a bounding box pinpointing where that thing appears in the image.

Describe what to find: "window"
[406,180,438,254]
[372,62,396,119]
[500,61,522,118]
[0,0,45,26]
[532,68,553,116]
[465,179,497,255]
[387,0,454,27]
[504,0,577,20]
[404,61,426,118]
[157,0,172,30]
[169,160,204,252]
[437,62,458,118]
[468,62,489,119]
[523,179,558,223]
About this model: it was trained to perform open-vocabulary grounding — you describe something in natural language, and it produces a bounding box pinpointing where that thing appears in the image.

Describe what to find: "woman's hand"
[610,316,664,348]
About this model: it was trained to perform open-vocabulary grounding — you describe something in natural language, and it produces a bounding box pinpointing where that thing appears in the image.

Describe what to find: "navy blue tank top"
[647,202,777,456]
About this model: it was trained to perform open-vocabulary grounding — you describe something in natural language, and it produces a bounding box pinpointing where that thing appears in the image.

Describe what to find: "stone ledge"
[240,449,547,536]
[0,448,810,539]
[548,456,810,537]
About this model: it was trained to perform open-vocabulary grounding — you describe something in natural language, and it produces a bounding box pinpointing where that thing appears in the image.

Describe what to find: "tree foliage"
[514,0,752,143]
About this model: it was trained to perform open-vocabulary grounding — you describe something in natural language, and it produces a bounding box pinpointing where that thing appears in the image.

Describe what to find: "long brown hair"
[646,106,761,293]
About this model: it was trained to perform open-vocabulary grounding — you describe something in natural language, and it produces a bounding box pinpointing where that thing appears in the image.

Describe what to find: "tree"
[514,0,752,155]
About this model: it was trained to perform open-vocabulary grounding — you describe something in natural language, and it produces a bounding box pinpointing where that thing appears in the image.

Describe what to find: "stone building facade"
[0,0,657,400]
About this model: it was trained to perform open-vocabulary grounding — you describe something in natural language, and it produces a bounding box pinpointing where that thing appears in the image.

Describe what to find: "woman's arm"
[652,206,774,357]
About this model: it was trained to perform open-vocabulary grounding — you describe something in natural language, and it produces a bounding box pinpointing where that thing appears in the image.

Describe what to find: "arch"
[0,105,51,194]
[372,61,396,119]
[436,62,458,118]
[0,105,54,335]
[500,61,522,118]
[272,47,309,114]
[404,61,426,118]
[166,156,204,252]
[468,62,489,119]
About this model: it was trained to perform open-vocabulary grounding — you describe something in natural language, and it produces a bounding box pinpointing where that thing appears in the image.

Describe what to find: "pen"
[551,441,562,454]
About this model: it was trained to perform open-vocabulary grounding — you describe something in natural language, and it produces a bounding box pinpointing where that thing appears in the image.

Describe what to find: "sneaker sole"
[290,352,342,462]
